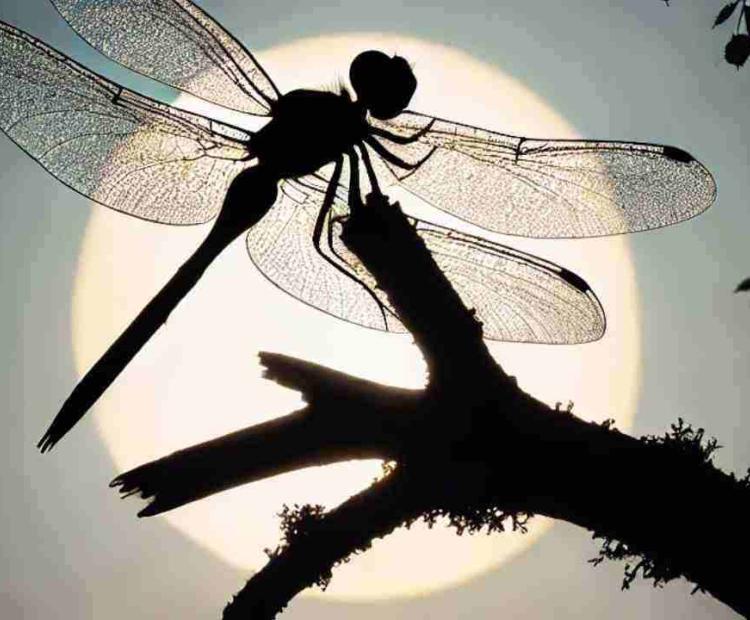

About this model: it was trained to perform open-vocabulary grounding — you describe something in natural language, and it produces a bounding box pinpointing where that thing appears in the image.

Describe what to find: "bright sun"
[72,34,640,601]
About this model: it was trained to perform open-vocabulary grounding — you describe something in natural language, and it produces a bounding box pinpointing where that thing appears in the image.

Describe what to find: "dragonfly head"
[349,50,416,120]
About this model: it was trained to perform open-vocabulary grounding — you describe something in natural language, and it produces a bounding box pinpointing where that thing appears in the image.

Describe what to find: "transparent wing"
[246,174,405,334]
[369,111,716,238]
[246,174,605,344]
[0,21,251,225]
[50,0,279,115]
[402,221,605,343]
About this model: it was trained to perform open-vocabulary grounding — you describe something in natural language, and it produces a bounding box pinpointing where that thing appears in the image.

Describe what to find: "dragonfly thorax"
[250,89,367,178]
[349,50,416,120]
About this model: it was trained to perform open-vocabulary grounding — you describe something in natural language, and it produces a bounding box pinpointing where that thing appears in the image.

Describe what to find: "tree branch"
[110,357,419,516]
[222,470,426,620]
[113,193,750,618]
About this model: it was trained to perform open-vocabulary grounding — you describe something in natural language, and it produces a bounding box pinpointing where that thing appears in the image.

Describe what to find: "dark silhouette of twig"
[112,357,418,517]
[114,192,750,619]
[223,471,426,619]
[662,0,750,68]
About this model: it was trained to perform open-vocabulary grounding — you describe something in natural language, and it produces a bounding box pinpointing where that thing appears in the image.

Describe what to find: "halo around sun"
[72,33,640,601]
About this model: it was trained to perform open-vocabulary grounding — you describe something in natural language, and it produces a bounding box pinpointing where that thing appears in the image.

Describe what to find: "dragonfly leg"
[310,157,390,329]
[357,143,382,198]
[368,118,435,144]
[324,211,396,329]
[323,150,363,258]
[346,148,364,210]
[311,158,343,245]
[365,136,437,175]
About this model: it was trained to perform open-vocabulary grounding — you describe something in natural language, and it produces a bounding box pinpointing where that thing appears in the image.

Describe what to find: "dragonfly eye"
[350,50,416,120]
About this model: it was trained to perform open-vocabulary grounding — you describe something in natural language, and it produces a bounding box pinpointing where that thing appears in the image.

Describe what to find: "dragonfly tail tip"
[37,433,54,453]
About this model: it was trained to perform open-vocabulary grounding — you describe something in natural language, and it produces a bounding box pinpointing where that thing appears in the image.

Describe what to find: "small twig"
[110,354,420,516]
[223,471,425,620]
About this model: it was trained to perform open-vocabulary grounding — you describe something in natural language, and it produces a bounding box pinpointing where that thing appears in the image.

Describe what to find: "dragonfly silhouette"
[0,1,715,453]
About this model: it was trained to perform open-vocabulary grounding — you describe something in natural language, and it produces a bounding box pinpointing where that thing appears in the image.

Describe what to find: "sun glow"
[73,34,640,601]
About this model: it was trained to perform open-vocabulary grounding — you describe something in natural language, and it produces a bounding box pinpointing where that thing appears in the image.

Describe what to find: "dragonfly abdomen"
[218,165,280,235]
[38,165,280,452]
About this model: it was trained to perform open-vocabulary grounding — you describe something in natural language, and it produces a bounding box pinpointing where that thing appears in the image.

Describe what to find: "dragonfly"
[0,0,715,453]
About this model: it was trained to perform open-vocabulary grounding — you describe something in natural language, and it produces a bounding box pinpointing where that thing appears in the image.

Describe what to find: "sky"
[1,0,749,618]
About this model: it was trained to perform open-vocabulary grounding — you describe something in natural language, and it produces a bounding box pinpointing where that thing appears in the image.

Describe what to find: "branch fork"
[112,194,750,619]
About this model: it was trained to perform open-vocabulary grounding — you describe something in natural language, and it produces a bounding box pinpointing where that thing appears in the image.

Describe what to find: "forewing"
[245,175,405,333]
[0,21,251,225]
[370,111,716,238]
[50,0,279,115]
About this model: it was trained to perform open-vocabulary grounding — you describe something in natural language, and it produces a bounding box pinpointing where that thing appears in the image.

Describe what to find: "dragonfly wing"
[247,174,603,344]
[402,220,606,343]
[0,21,251,225]
[245,175,406,333]
[369,111,716,238]
[50,0,279,115]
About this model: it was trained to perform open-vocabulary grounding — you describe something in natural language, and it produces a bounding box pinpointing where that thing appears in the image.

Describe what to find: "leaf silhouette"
[713,1,740,28]
[735,277,750,293]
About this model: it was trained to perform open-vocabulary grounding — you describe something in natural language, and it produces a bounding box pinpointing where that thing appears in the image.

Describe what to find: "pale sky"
[1,1,748,619]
